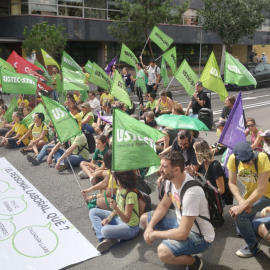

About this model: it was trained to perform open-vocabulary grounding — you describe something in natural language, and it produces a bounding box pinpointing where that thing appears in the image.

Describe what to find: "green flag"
[20,103,51,128]
[62,67,89,91]
[61,51,83,72]
[1,68,38,95]
[88,62,111,91]
[81,90,88,102]
[163,46,177,75]
[160,57,169,87]
[41,48,60,69]
[137,76,147,93]
[85,60,93,74]
[112,108,165,171]
[146,164,161,177]
[224,52,257,87]
[59,91,67,106]
[200,52,228,102]
[34,60,52,86]
[56,73,62,93]
[0,58,16,84]
[110,70,132,108]
[119,44,138,68]
[175,59,199,97]
[3,96,18,123]
[149,26,173,52]
[42,96,81,143]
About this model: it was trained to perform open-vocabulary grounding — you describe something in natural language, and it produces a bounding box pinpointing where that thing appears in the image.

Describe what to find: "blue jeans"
[90,208,139,241]
[189,113,198,119]
[147,210,211,257]
[235,196,270,248]
[82,123,94,133]
[127,86,131,94]
[252,217,270,233]
[53,148,85,166]
[52,90,58,101]
[36,144,55,162]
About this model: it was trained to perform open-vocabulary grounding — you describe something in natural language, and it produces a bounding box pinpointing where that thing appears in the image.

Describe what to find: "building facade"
[0,0,270,67]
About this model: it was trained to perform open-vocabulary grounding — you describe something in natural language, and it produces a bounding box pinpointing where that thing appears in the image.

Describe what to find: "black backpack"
[77,132,96,155]
[166,90,173,101]
[136,174,151,195]
[168,176,224,230]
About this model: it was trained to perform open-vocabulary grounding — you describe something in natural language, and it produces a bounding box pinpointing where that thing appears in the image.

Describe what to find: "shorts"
[147,83,159,94]
[147,210,211,257]
[7,138,25,147]
[252,217,270,233]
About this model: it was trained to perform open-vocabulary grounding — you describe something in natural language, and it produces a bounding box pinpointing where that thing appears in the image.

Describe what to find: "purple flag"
[218,91,246,176]
[218,91,246,149]
[104,56,117,75]
[97,111,113,124]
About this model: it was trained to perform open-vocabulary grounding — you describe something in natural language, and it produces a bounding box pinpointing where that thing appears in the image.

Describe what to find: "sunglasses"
[247,124,255,128]
[49,125,54,128]
[81,106,85,108]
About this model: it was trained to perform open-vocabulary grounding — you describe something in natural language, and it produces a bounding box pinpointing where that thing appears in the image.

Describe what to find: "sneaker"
[78,170,88,179]
[236,243,260,258]
[186,256,203,270]
[58,164,70,171]
[96,238,120,253]
[27,155,40,165]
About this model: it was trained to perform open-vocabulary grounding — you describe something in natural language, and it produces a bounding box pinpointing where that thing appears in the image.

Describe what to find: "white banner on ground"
[0,157,100,270]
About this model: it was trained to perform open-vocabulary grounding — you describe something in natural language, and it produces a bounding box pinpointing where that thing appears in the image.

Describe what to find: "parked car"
[223,62,270,91]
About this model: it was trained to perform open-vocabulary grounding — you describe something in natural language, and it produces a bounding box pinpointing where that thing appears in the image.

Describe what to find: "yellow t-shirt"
[101,93,114,104]
[74,94,81,103]
[28,123,49,143]
[107,170,118,188]
[17,99,29,107]
[227,153,270,199]
[11,123,29,146]
[73,112,82,130]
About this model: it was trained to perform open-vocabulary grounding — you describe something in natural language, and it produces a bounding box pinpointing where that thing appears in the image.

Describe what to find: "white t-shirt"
[147,65,160,85]
[165,173,215,243]
[89,97,101,115]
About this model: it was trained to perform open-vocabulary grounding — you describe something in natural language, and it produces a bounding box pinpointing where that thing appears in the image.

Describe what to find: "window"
[108,1,120,10]
[84,0,106,9]
[59,6,82,17]
[85,8,106,19]
[264,64,270,70]
[31,0,57,4]
[31,4,57,15]
[0,1,10,15]
[10,2,28,15]
[255,64,265,73]
[58,0,83,7]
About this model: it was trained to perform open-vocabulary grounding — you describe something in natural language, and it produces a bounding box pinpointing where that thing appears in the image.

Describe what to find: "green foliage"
[108,0,189,52]
[22,21,68,63]
[197,0,270,45]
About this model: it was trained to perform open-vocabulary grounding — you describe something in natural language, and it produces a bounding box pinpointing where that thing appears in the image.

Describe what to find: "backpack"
[31,123,49,141]
[168,176,224,230]
[77,132,96,155]
[166,90,173,101]
[136,174,151,195]
[123,189,152,217]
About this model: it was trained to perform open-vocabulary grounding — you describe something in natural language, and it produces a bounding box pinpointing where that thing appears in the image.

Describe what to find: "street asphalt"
[1,87,270,270]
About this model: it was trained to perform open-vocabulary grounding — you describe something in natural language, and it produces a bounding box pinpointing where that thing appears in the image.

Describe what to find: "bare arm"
[251,134,263,150]
[81,115,92,126]
[216,176,225,194]
[160,99,173,114]
[228,171,244,204]
[185,101,192,115]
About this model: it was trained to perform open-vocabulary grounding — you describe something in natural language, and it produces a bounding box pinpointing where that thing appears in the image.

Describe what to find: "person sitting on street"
[155,90,173,116]
[90,170,140,253]
[172,103,185,115]
[100,90,114,105]
[245,118,264,151]
[18,112,49,155]
[141,151,215,269]
[17,94,29,108]
[0,104,9,136]
[80,103,94,133]
[143,111,157,129]
[28,95,41,109]
[211,119,227,155]
[92,102,112,135]
[79,134,109,183]
[47,131,89,171]
[139,92,158,114]
[220,96,236,120]
[260,130,270,155]
[73,90,81,104]
[70,104,82,130]
[227,141,270,258]
[0,111,29,148]
[185,81,208,119]
[88,92,101,116]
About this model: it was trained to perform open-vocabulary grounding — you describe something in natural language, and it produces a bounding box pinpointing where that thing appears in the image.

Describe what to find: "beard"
[160,170,174,181]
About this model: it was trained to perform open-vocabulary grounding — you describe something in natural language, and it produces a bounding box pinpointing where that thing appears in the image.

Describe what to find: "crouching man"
[141,151,214,270]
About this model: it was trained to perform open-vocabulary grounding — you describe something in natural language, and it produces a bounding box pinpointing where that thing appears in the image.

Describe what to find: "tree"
[197,0,270,73]
[108,0,189,59]
[22,21,68,64]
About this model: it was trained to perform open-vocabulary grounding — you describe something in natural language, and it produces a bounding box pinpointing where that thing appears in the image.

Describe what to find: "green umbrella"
[155,114,209,131]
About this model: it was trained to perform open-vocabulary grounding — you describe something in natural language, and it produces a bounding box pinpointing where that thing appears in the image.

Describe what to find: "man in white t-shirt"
[141,151,215,270]
[144,59,160,95]
[88,92,101,115]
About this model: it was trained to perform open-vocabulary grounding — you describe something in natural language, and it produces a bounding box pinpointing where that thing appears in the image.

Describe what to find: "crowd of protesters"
[1,57,270,270]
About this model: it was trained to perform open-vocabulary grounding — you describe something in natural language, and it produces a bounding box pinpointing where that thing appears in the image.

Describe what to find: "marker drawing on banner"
[0,217,16,241]
[0,196,27,216]
[0,180,15,194]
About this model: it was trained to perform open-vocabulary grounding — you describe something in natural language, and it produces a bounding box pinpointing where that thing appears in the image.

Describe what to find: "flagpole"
[165,76,174,92]
[155,54,164,62]
[117,57,121,72]
[140,37,150,57]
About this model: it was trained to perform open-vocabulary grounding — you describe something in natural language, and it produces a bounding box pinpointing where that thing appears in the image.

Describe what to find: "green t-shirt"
[70,133,89,160]
[136,69,145,87]
[146,100,158,111]
[92,146,109,167]
[80,111,94,127]
[116,188,139,227]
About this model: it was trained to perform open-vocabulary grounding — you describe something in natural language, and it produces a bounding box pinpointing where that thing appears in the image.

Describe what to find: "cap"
[262,52,266,54]
[260,130,270,137]
[215,119,226,127]
[233,142,254,163]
